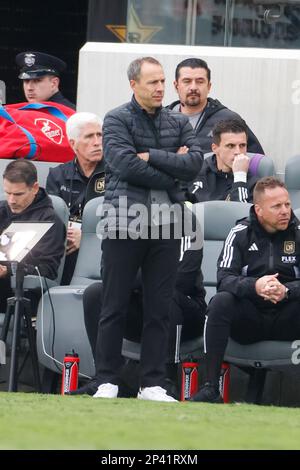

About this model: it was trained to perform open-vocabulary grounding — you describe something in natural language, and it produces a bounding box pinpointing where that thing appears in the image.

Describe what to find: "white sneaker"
[93,383,118,398]
[137,386,177,402]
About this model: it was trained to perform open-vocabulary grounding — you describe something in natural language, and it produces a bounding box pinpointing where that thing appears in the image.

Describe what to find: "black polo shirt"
[46,158,105,220]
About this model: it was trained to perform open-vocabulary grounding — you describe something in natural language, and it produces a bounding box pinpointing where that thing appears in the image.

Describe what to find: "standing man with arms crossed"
[94,57,203,401]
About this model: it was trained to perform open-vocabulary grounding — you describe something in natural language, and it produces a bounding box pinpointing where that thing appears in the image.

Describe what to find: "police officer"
[46,112,105,284]
[15,51,75,109]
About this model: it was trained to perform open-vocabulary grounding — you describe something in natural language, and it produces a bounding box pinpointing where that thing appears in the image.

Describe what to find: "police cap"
[16,51,67,80]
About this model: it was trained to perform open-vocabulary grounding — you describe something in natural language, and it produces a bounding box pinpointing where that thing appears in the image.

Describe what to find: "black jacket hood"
[168,97,226,123]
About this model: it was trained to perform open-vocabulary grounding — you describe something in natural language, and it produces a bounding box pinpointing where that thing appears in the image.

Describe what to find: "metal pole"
[8,299,22,392]
[224,0,234,47]
[190,0,197,46]
[8,262,24,392]
[185,0,193,44]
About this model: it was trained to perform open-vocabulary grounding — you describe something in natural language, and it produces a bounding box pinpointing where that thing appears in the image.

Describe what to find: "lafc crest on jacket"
[94,175,105,194]
[284,241,295,254]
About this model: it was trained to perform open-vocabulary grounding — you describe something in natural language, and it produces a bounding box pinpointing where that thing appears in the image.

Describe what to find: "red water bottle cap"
[65,350,79,358]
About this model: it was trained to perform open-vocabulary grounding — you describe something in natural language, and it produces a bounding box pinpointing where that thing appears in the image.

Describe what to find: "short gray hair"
[127,57,161,81]
[66,112,103,141]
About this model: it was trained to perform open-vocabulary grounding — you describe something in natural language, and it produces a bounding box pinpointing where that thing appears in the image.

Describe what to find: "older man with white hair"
[46,111,105,284]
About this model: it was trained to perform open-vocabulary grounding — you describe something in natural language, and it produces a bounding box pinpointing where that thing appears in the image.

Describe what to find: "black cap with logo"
[16,51,67,80]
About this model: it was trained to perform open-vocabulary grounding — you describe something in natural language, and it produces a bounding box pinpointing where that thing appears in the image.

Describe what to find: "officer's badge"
[95,177,105,193]
[284,241,295,254]
[24,53,36,67]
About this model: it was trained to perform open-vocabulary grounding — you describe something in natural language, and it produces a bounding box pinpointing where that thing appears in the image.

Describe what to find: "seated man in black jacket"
[46,112,105,284]
[192,177,300,403]
[189,119,258,203]
[169,57,264,155]
[0,159,65,312]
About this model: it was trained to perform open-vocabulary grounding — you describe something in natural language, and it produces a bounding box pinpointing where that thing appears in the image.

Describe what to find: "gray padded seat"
[36,286,95,377]
[247,153,275,178]
[33,160,60,188]
[225,340,300,368]
[36,196,105,378]
[70,196,104,285]
[200,200,251,302]
[285,154,300,209]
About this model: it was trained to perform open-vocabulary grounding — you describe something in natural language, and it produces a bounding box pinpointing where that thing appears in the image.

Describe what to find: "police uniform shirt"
[48,91,76,110]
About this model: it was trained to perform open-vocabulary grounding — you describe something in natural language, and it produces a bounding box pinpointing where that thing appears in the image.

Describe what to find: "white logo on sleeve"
[192,181,203,193]
[248,243,259,251]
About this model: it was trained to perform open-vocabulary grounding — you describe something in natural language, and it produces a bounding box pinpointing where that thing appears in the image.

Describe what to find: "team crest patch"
[24,53,35,67]
[34,118,63,144]
[95,177,105,193]
[284,241,295,254]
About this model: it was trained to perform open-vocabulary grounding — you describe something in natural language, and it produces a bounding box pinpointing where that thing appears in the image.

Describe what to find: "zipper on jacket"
[145,113,162,149]
[269,240,274,271]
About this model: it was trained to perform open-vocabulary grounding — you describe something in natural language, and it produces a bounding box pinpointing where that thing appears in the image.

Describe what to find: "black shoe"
[190,382,223,403]
[119,359,140,398]
[66,379,100,396]
[164,378,180,401]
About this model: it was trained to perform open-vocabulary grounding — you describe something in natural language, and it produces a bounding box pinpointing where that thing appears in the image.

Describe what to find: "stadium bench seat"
[284,154,300,209]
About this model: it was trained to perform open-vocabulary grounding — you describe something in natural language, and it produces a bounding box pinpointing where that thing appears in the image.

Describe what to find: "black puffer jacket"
[217,207,300,309]
[0,188,65,279]
[102,97,203,226]
[168,98,264,155]
[102,97,203,230]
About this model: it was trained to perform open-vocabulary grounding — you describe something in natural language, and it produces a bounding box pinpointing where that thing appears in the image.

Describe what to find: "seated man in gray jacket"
[169,57,264,155]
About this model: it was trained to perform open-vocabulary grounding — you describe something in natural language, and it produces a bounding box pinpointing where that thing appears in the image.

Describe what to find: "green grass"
[1,392,300,450]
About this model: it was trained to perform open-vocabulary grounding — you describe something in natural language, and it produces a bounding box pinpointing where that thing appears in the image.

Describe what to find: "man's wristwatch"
[285,287,290,299]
